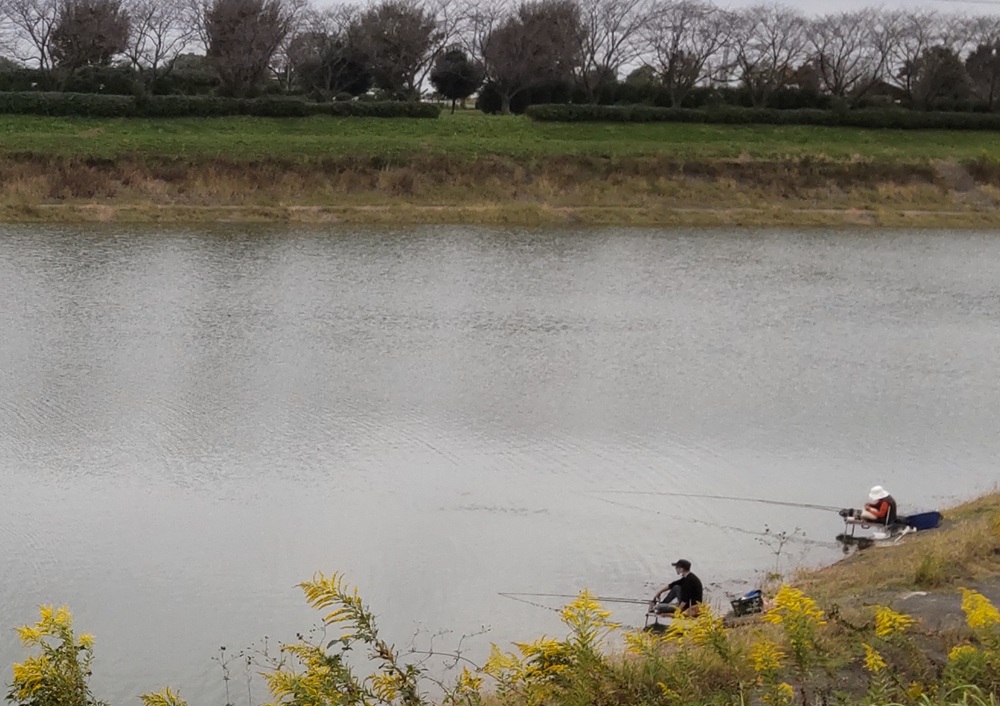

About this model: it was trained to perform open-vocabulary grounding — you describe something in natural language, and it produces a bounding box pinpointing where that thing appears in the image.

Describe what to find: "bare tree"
[886,8,939,102]
[0,0,60,71]
[807,9,890,102]
[576,0,650,103]
[482,0,585,113]
[269,0,313,90]
[642,0,727,107]
[451,0,507,62]
[728,4,808,107]
[49,0,130,70]
[353,0,441,99]
[427,0,464,60]
[204,0,290,96]
[286,4,371,97]
[939,12,980,59]
[123,0,196,90]
[965,14,1000,49]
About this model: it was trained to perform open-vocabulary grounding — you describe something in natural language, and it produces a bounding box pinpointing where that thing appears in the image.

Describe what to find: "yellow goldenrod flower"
[15,625,43,645]
[11,655,50,698]
[53,605,72,627]
[750,638,786,674]
[960,588,1000,630]
[78,633,95,649]
[456,666,483,694]
[515,637,565,661]
[874,606,915,637]
[863,643,887,674]
[483,644,523,680]
[369,672,402,700]
[948,644,979,662]
[139,687,188,706]
[623,629,664,656]
[776,682,795,702]
[560,590,613,625]
[657,682,681,702]
[764,586,826,627]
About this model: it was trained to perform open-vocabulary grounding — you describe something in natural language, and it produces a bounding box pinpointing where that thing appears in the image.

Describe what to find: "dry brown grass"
[795,491,1000,604]
[0,153,996,226]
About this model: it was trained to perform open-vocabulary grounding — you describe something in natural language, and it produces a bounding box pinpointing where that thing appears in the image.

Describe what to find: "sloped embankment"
[0,152,998,226]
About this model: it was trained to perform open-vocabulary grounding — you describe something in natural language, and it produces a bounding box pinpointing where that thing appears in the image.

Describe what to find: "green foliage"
[941,589,1000,694]
[312,101,440,119]
[263,572,427,706]
[430,48,484,108]
[0,92,135,117]
[0,92,440,118]
[916,552,947,588]
[524,104,1000,130]
[6,606,106,706]
[7,582,1000,706]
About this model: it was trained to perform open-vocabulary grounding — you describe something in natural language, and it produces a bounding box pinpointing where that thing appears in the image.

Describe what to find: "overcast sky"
[309,0,1000,14]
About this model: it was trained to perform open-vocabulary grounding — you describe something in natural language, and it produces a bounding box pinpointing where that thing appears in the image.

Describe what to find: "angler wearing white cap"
[860,485,897,525]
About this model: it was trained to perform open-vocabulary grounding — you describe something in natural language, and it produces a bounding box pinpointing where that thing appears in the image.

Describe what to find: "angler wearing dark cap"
[649,559,703,616]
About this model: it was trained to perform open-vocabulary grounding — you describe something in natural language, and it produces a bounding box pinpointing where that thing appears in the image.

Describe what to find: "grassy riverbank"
[798,491,1000,604]
[8,492,1000,705]
[2,112,1000,227]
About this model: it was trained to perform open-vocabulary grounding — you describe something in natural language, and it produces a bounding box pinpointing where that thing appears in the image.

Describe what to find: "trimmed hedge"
[524,104,1000,130]
[0,92,441,118]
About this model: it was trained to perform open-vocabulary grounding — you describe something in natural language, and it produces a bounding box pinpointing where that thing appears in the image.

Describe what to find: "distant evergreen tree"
[430,46,484,113]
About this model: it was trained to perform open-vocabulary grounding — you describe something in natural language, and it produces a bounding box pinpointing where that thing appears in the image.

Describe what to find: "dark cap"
[671,559,692,570]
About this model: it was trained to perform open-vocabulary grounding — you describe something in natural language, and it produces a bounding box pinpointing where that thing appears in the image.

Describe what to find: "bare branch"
[123,0,197,89]
[0,0,59,71]
[577,0,651,102]
[807,8,892,102]
[642,0,727,107]
[728,3,808,107]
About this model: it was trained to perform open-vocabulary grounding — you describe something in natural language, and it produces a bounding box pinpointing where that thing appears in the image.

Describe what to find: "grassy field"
[1,110,999,161]
[1,111,999,225]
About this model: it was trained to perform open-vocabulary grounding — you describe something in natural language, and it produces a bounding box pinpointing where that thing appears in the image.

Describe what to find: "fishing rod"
[592,495,841,549]
[499,592,649,605]
[598,490,843,514]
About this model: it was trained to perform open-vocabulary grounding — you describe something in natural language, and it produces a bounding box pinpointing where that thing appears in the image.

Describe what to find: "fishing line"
[598,490,843,513]
[496,593,563,612]
[592,495,841,549]
[499,592,649,605]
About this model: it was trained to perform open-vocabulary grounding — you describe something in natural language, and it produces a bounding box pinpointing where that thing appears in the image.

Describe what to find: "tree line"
[0,0,999,114]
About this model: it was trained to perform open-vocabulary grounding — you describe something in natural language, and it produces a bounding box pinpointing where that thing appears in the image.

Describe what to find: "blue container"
[905,511,942,530]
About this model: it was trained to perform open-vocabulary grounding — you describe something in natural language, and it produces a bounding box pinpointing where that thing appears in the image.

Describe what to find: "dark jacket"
[668,572,703,607]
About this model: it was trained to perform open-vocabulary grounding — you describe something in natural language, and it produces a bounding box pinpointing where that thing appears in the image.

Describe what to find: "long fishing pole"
[598,490,843,513]
[499,592,649,605]
[592,495,841,549]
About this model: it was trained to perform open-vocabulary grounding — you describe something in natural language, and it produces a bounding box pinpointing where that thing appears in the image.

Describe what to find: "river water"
[0,226,997,703]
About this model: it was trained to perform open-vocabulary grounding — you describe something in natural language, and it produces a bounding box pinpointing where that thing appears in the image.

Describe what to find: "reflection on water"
[1,226,998,702]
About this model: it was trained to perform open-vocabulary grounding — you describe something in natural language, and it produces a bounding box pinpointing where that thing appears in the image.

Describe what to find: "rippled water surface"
[1,226,998,702]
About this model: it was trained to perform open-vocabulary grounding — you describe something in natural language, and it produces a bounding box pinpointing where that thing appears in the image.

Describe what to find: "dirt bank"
[1,153,998,227]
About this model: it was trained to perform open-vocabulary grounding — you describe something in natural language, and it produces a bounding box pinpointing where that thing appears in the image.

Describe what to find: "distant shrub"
[312,101,440,118]
[524,104,1000,130]
[0,91,134,117]
[0,92,441,118]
